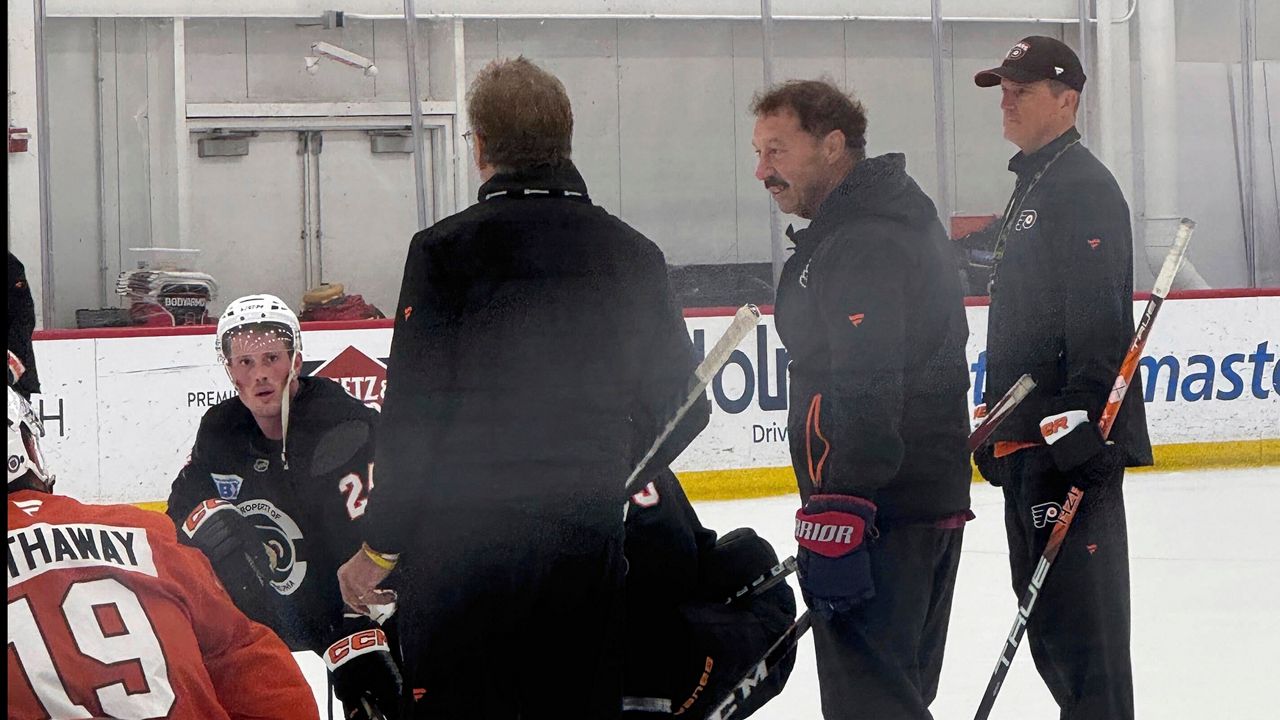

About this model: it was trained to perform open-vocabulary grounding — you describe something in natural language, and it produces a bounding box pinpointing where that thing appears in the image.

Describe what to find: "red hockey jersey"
[7,490,318,720]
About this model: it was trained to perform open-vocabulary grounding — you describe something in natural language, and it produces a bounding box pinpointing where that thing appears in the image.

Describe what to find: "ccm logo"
[326,629,388,670]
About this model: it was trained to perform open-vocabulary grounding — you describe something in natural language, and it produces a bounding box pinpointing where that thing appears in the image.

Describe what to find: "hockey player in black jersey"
[166,294,402,720]
[623,469,797,719]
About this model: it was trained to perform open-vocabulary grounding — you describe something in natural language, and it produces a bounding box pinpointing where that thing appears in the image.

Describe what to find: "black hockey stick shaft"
[724,556,797,605]
[973,218,1195,720]
[623,304,762,495]
[705,611,813,720]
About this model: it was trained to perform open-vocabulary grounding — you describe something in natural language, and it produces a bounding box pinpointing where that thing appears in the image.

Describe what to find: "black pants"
[397,508,626,720]
[811,521,964,720]
[1000,448,1134,720]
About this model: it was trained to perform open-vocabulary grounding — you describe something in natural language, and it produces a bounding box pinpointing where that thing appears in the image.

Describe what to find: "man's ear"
[823,129,847,163]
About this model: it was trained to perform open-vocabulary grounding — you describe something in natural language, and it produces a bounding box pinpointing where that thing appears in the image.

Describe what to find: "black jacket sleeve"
[364,230,452,554]
[1045,179,1135,432]
[808,236,909,498]
[8,253,40,396]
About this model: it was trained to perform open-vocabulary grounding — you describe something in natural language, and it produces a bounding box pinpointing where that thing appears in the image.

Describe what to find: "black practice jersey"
[167,376,379,654]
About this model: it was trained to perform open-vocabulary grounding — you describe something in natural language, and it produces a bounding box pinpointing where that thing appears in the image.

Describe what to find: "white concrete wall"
[14,1,1280,326]
[8,0,45,327]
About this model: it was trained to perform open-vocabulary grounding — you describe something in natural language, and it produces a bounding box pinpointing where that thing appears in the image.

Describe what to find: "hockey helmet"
[8,385,54,490]
[216,294,302,364]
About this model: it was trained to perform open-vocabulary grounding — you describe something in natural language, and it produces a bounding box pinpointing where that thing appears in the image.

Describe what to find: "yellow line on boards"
[129,439,1279,511]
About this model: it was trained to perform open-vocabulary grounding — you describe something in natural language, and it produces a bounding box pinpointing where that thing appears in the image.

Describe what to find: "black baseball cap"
[975,36,1086,92]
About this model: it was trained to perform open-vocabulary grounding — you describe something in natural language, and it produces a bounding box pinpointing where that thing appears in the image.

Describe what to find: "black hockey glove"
[325,619,403,720]
[180,499,274,591]
[794,494,877,616]
[1040,410,1124,489]
[973,445,1003,487]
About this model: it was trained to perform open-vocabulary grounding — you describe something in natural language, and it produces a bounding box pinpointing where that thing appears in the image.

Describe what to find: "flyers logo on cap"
[1007,42,1030,60]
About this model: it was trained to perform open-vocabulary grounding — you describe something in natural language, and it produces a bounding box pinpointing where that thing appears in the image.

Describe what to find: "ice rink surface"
[296,467,1278,719]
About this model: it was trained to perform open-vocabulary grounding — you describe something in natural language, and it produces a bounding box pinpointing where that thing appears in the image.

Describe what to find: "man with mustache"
[751,80,972,719]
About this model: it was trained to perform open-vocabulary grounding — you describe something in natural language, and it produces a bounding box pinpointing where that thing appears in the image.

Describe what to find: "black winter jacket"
[775,154,972,522]
[983,128,1153,466]
[167,376,381,654]
[9,253,40,396]
[367,161,709,552]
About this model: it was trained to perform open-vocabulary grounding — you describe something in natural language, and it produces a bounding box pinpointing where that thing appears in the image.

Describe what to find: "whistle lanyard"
[987,139,1080,294]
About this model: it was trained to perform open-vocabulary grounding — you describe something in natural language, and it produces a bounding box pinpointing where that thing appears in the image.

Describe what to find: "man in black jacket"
[750,80,972,719]
[8,252,40,397]
[972,36,1151,720]
[168,294,402,720]
[338,57,709,719]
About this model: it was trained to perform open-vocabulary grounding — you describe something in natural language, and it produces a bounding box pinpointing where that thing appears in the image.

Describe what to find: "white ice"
[294,466,1279,719]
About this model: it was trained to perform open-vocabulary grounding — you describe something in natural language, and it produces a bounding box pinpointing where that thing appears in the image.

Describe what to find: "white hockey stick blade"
[623,304,762,494]
[1151,218,1195,299]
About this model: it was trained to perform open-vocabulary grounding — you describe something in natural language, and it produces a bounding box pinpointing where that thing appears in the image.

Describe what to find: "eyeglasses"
[461,130,474,146]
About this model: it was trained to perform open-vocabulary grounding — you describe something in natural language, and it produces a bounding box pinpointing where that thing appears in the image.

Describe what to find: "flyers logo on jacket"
[303,346,388,411]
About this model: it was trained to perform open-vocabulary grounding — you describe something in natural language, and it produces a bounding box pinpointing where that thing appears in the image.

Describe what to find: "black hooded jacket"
[366,161,709,552]
[775,154,972,522]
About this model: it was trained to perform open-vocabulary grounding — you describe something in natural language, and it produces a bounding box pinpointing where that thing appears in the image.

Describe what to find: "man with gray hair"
[339,57,709,719]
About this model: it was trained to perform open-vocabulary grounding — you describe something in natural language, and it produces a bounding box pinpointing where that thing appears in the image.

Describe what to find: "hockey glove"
[794,494,877,616]
[973,445,1003,487]
[1040,410,1124,488]
[326,621,403,720]
[181,499,274,590]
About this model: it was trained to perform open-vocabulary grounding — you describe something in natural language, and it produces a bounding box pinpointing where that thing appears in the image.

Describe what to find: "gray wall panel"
[1179,63,1250,287]
[185,19,248,103]
[1175,0,1241,63]
[245,18,378,101]
[844,22,943,204]
[111,20,155,262]
[366,20,435,101]
[45,18,102,324]
[618,21,738,265]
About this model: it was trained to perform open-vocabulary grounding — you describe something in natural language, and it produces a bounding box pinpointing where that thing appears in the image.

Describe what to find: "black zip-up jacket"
[167,376,381,654]
[9,253,40,397]
[984,127,1153,466]
[775,154,972,522]
[366,161,710,553]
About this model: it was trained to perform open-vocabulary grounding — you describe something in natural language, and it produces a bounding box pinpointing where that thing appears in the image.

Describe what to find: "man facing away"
[751,79,972,719]
[338,56,709,719]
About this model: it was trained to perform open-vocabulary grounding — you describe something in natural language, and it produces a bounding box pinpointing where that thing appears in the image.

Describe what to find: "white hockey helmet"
[216,294,303,364]
[8,385,54,490]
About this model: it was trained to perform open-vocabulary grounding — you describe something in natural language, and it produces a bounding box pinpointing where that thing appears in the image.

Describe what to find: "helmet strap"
[279,349,300,470]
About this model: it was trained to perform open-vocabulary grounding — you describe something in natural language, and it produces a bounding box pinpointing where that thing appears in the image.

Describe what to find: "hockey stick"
[705,371,1041,720]
[704,610,813,720]
[973,218,1196,720]
[967,374,1037,451]
[724,556,798,606]
[623,304,762,496]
